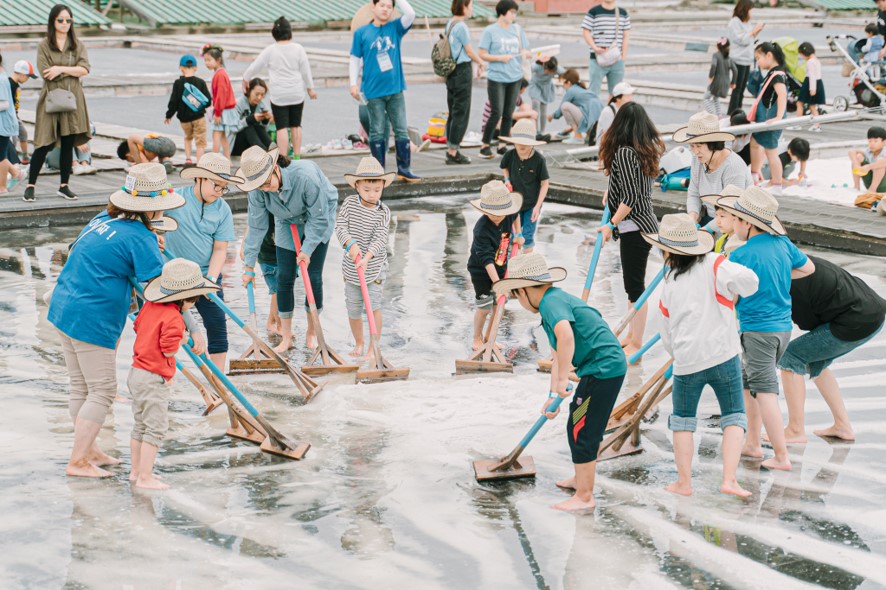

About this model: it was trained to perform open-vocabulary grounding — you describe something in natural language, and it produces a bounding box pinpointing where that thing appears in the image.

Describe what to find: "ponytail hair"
[201,43,225,66]
[561,68,587,89]
[717,37,730,58]
[755,41,785,67]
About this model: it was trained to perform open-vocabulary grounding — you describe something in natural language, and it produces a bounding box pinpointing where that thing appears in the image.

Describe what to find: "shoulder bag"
[596,5,623,68]
[45,50,78,114]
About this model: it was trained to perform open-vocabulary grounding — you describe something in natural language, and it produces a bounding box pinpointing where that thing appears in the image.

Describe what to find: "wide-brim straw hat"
[344,156,396,188]
[704,186,786,236]
[471,180,523,216]
[109,163,186,213]
[180,152,245,184]
[350,2,400,31]
[493,252,567,294]
[500,119,547,146]
[235,145,280,192]
[143,258,221,304]
[673,112,735,144]
[150,215,178,233]
[642,213,715,256]
[700,183,743,209]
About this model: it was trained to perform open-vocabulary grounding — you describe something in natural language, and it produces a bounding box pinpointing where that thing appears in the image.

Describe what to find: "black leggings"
[618,230,652,302]
[728,64,751,115]
[445,62,473,149]
[231,125,271,157]
[29,135,76,185]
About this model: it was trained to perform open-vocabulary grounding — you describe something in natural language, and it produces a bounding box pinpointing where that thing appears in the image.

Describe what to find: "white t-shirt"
[243,42,315,106]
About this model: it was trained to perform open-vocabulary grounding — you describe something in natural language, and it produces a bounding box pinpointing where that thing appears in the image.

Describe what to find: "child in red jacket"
[202,44,237,158]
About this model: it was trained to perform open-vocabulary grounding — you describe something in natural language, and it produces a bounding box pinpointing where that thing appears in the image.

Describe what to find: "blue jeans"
[359,103,390,146]
[778,322,883,379]
[46,145,91,170]
[588,58,625,96]
[519,209,538,248]
[259,262,278,295]
[669,355,747,432]
[366,92,408,143]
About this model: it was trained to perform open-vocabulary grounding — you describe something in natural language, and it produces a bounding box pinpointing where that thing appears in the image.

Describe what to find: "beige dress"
[34,38,92,149]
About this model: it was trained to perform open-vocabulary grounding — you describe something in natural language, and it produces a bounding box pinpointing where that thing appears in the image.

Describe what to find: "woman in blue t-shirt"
[48,163,184,478]
[445,0,486,166]
[478,0,530,160]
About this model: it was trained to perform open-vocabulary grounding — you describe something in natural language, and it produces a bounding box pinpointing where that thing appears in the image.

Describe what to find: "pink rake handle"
[353,253,379,336]
[494,225,521,306]
[289,224,317,306]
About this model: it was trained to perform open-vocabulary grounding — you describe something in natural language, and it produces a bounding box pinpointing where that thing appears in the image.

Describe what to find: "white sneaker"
[877,202,886,216]
[72,164,85,176]
[808,124,822,133]
[85,164,98,174]
[768,184,783,196]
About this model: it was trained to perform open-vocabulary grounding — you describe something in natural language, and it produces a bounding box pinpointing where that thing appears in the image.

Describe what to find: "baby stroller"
[827,34,886,111]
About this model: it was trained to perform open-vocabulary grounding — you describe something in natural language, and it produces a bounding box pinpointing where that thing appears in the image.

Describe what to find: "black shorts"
[271,102,305,129]
[618,230,652,302]
[470,273,496,309]
[567,373,625,464]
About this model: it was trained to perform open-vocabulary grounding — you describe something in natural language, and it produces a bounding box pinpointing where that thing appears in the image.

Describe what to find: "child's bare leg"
[757,392,792,470]
[277,128,290,158]
[129,438,142,482]
[184,138,192,161]
[721,425,751,497]
[741,390,764,458]
[349,318,365,356]
[267,294,281,334]
[135,442,169,490]
[869,167,885,193]
[67,418,112,478]
[779,369,809,443]
[212,130,221,154]
[750,139,763,178]
[796,101,805,117]
[624,302,648,357]
[220,135,231,159]
[472,308,490,350]
[293,127,302,157]
[850,151,864,189]
[553,461,597,511]
[765,148,783,185]
[196,141,205,161]
[273,317,294,353]
[812,368,856,441]
[665,431,694,496]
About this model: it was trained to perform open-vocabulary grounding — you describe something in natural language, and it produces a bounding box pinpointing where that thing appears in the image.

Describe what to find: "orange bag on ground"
[854,192,883,209]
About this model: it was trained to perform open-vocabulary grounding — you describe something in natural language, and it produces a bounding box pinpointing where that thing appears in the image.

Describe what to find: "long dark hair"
[733,0,752,22]
[666,251,706,281]
[755,41,785,67]
[47,4,78,52]
[599,102,664,178]
[106,203,153,232]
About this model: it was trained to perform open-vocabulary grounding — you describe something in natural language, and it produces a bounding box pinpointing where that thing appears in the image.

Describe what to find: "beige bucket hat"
[109,163,186,213]
[705,186,786,236]
[492,252,567,295]
[471,180,523,216]
[673,112,735,144]
[500,119,547,147]
[344,156,396,188]
[700,183,743,209]
[143,258,221,304]
[150,215,178,233]
[235,145,281,192]
[642,213,715,256]
[180,152,244,184]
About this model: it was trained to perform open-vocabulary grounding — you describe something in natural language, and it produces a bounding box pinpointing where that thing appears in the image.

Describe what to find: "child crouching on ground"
[643,214,759,498]
[706,187,814,471]
[337,157,394,357]
[494,252,627,511]
[500,118,551,253]
[467,180,523,350]
[130,258,220,490]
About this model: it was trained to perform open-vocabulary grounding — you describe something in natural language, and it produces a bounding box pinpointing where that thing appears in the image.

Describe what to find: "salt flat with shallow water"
[1,196,885,589]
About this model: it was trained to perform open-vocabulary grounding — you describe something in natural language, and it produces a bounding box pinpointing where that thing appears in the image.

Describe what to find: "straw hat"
[235,145,280,192]
[143,258,221,304]
[180,152,244,184]
[492,252,567,295]
[700,183,743,209]
[344,156,396,188]
[500,119,547,147]
[705,186,786,236]
[150,215,178,233]
[471,180,523,216]
[641,213,715,256]
[673,112,735,144]
[109,163,186,213]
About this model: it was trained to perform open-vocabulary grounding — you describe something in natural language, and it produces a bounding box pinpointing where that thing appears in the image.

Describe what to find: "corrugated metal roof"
[811,0,880,9]
[0,0,111,27]
[118,0,493,26]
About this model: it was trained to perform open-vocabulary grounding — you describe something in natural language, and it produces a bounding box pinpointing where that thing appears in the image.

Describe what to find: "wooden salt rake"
[290,225,358,377]
[228,282,285,375]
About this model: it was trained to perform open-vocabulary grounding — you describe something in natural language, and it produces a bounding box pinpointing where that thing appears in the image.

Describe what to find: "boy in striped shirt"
[337,157,395,357]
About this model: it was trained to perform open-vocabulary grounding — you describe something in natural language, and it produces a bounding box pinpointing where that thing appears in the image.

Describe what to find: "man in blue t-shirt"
[711,187,814,474]
[350,0,420,182]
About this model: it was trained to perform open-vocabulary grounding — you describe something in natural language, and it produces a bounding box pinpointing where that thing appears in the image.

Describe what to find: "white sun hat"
[235,145,280,192]
[109,163,186,213]
[500,119,547,147]
[611,81,635,97]
[641,213,715,256]
[470,180,523,216]
[180,152,245,184]
[143,258,221,303]
[705,186,786,236]
[492,252,567,295]
[673,111,735,144]
[344,156,397,188]
[149,215,178,233]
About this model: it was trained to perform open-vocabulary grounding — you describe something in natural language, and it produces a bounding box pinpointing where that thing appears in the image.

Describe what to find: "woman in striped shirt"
[597,102,663,358]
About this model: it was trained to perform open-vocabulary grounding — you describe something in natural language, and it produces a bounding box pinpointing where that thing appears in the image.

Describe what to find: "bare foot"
[619,337,629,349]
[135,476,170,490]
[129,471,138,482]
[349,343,365,357]
[813,424,856,441]
[762,428,808,444]
[761,457,792,471]
[66,460,112,478]
[266,323,281,336]
[624,344,640,361]
[552,494,596,512]
[273,336,294,354]
[720,481,752,498]
[472,338,483,351]
[741,446,764,459]
[556,477,576,490]
[665,482,693,496]
[115,394,131,403]
[88,450,121,466]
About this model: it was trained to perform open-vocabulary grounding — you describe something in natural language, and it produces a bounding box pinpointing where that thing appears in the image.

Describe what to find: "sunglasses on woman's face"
[57,17,73,23]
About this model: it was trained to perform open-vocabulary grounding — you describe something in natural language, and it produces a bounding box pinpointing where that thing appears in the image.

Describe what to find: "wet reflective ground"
[1,196,885,589]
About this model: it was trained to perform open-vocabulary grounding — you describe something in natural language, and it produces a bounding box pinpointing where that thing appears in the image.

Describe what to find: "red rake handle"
[495,229,521,306]
[354,253,379,336]
[289,224,317,306]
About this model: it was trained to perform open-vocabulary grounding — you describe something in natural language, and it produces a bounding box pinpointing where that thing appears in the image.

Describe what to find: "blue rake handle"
[614,263,667,337]
[581,207,612,301]
[246,280,256,316]
[162,248,248,329]
[518,396,565,449]
[627,332,661,365]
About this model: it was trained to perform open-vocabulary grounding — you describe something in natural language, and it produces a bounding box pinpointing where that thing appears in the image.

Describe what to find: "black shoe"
[497,145,509,155]
[478,146,494,159]
[22,187,35,202]
[58,186,78,200]
[536,133,551,142]
[446,151,472,165]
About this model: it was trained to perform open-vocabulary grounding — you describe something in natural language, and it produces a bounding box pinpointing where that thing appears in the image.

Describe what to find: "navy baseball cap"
[179,54,198,67]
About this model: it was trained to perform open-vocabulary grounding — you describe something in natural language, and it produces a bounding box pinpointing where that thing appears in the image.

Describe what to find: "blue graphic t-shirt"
[479,23,529,83]
[351,18,411,100]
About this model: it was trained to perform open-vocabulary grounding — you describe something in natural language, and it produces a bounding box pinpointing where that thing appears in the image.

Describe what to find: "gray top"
[727,17,755,67]
[708,52,738,98]
[529,62,565,105]
[687,150,753,219]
